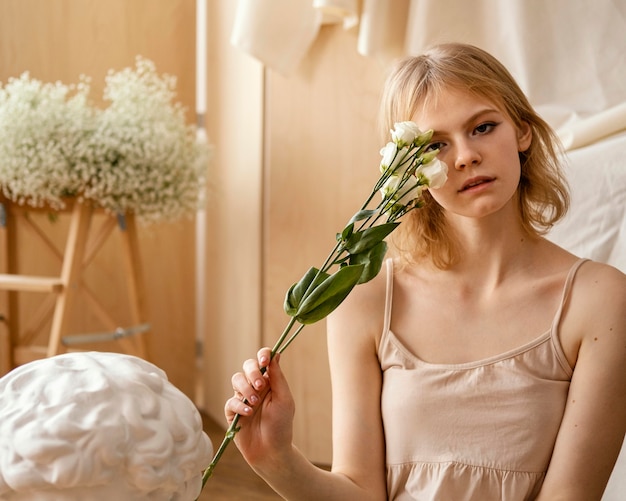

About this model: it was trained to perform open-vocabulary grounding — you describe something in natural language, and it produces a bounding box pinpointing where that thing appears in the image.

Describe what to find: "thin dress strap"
[550,258,589,375]
[382,258,394,338]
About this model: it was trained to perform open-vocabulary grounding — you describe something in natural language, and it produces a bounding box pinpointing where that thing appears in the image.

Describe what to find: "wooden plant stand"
[0,197,149,376]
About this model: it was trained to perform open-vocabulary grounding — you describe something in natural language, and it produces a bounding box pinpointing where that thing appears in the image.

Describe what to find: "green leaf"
[283,267,329,316]
[349,209,377,224]
[349,241,388,284]
[345,222,399,254]
[294,264,365,324]
[344,231,362,250]
[340,222,354,241]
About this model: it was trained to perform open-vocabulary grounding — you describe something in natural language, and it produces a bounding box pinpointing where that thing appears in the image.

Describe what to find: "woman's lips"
[459,176,494,192]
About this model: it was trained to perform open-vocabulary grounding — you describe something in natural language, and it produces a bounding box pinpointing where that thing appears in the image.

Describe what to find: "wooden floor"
[197,412,284,501]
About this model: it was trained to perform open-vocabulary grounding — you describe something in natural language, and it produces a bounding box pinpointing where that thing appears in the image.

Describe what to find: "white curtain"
[230,0,358,77]
[231,0,626,143]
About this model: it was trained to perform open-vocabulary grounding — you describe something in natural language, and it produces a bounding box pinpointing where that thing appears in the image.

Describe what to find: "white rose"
[379,143,410,175]
[391,121,422,148]
[380,174,424,207]
[380,174,400,199]
[419,158,448,189]
[379,142,397,173]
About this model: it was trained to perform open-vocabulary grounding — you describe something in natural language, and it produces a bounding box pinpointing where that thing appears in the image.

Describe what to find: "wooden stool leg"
[0,317,10,376]
[118,213,148,359]
[0,324,9,376]
[47,203,93,358]
[0,201,11,374]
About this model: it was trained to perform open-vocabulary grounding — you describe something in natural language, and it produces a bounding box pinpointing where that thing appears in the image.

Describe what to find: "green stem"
[270,316,298,357]
[276,323,306,354]
[197,315,299,495]
[198,150,429,498]
[317,241,343,277]
[196,134,438,499]
[199,414,241,489]
[198,161,425,498]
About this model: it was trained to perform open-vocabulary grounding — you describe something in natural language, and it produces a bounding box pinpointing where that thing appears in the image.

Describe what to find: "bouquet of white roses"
[198,121,447,492]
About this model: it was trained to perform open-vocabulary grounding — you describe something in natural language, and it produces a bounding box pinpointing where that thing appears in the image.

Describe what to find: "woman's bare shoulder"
[565,260,626,351]
[326,259,391,346]
[541,240,625,302]
[335,259,390,310]
[575,260,626,303]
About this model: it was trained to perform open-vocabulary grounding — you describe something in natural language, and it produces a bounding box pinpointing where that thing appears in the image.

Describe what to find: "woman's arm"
[537,262,626,500]
[326,268,389,498]
[226,271,389,501]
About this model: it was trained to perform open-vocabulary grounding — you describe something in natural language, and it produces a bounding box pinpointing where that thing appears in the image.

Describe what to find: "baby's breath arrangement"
[0,74,94,210]
[0,57,210,223]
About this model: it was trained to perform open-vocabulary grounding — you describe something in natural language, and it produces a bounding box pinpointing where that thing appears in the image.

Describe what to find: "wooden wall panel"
[263,26,386,463]
[199,15,389,465]
[200,0,265,423]
[0,0,199,397]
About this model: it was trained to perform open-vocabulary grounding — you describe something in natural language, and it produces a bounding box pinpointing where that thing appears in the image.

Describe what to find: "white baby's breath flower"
[0,56,211,224]
[0,74,95,209]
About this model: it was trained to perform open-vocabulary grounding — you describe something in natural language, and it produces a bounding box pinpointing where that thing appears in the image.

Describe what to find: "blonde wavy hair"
[379,43,569,268]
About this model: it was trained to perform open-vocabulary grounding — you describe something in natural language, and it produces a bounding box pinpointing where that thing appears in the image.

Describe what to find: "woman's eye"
[474,122,497,134]
[425,142,444,153]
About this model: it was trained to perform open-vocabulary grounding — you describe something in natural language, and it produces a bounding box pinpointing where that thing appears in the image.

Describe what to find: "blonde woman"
[227,43,626,501]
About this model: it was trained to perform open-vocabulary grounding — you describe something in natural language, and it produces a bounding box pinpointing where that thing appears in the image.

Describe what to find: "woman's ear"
[517,121,532,152]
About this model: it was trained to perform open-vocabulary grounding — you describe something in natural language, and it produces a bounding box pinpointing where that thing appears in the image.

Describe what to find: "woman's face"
[413,87,531,221]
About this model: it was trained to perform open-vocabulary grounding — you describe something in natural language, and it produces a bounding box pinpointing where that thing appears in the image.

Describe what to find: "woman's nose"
[453,141,481,170]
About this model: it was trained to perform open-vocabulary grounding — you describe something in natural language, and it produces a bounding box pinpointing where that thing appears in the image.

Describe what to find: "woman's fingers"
[243,358,266,392]
[225,370,257,422]
[226,348,275,423]
[231,369,261,405]
[257,347,272,368]
[225,394,253,422]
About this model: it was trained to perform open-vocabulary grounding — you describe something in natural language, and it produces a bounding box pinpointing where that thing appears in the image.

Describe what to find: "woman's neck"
[442,210,539,291]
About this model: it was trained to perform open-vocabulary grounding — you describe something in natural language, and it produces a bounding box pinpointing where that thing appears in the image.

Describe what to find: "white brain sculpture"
[0,352,213,501]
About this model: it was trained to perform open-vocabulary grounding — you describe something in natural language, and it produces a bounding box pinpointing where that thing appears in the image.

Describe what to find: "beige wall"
[0,0,199,397]
[201,0,264,420]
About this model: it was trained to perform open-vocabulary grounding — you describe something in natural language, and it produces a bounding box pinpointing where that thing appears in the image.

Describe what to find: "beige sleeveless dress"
[378,258,587,501]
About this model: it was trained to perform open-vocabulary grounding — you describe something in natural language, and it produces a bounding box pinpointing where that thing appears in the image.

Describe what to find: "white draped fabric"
[231,0,626,143]
[230,1,626,498]
[230,0,359,77]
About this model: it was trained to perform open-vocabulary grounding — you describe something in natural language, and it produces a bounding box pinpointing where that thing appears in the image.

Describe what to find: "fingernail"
[254,379,263,389]
[243,406,251,413]
[249,394,259,404]
[259,356,269,365]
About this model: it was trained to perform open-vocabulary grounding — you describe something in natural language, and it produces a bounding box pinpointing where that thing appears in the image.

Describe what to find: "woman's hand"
[225,348,296,468]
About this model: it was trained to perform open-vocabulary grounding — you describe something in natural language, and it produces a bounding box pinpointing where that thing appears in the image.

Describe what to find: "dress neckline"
[385,327,552,370]
[380,258,588,373]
